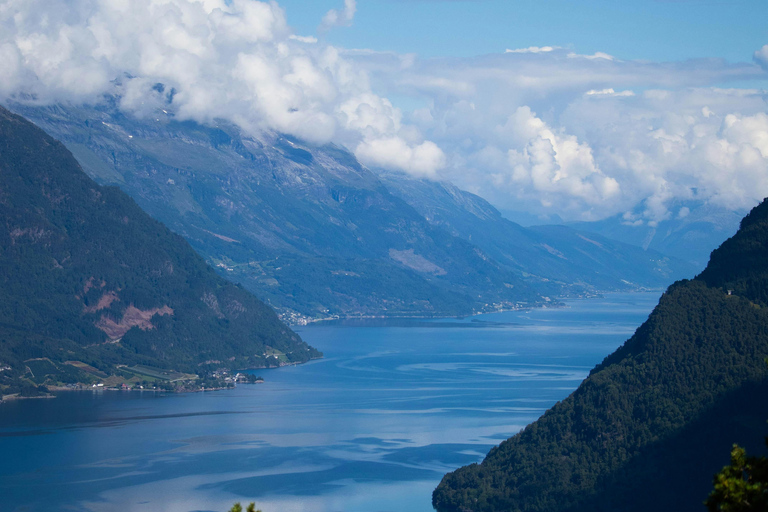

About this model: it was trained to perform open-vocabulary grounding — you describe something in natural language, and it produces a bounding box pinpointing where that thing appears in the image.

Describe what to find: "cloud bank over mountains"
[1,0,767,222]
[0,0,443,177]
[348,47,768,221]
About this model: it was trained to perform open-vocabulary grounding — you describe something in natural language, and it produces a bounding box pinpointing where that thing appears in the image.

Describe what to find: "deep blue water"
[0,293,660,512]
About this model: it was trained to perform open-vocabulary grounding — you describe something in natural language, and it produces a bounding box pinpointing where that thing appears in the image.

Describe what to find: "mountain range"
[377,171,697,297]
[10,100,697,323]
[570,199,746,270]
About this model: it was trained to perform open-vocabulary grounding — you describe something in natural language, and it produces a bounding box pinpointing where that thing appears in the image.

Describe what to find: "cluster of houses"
[209,369,261,384]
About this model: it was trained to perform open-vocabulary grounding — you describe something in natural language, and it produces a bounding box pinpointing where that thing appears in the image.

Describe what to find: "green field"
[124,365,197,382]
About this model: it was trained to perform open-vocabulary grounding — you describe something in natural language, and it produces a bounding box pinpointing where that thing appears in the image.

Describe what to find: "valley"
[11,102,695,324]
[1,3,766,510]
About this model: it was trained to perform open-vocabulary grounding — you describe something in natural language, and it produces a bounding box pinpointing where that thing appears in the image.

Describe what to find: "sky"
[280,0,768,64]
[1,0,767,224]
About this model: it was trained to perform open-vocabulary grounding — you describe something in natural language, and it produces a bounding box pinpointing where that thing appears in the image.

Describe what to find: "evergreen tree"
[228,503,260,512]
[706,437,768,511]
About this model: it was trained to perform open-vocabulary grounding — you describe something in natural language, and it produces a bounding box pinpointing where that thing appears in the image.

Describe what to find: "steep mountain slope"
[433,199,768,512]
[11,101,542,322]
[377,172,696,296]
[0,106,319,394]
[570,200,746,270]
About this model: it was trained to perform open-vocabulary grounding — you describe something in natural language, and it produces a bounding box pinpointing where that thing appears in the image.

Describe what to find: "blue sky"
[279,0,768,64]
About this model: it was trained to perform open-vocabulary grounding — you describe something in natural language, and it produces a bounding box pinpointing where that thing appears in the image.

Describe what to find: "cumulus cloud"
[342,45,768,221]
[356,138,445,178]
[502,107,620,209]
[0,0,442,177]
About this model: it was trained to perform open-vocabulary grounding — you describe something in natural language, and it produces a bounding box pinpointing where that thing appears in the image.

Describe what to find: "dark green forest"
[433,199,768,512]
[0,106,319,395]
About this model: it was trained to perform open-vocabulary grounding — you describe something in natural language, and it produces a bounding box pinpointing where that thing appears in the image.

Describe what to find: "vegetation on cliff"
[433,199,768,512]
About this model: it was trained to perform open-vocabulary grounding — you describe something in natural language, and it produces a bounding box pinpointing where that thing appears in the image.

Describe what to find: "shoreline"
[296,302,565,326]
[290,304,548,327]
[2,357,320,402]
[291,289,664,326]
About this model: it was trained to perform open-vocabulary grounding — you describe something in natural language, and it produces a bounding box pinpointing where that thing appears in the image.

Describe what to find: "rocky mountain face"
[0,106,319,394]
[432,199,768,512]
[11,100,692,323]
[377,172,696,297]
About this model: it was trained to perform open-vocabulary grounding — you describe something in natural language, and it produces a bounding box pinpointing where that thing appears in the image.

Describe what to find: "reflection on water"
[0,293,660,512]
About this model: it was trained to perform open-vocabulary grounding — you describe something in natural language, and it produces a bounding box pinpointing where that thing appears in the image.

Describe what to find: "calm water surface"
[0,293,660,512]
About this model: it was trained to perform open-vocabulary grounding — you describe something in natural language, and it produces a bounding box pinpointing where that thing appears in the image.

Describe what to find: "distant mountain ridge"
[11,100,695,323]
[433,198,768,512]
[377,172,696,297]
[570,200,746,270]
[0,106,319,394]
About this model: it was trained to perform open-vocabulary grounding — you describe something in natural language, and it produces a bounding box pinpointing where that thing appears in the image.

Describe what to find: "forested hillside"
[0,107,319,395]
[433,199,768,512]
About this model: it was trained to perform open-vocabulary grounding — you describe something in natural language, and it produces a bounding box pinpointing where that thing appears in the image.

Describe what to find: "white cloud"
[0,0,441,177]
[754,44,768,71]
[585,88,635,97]
[500,107,621,215]
[505,46,557,54]
[356,137,445,178]
[342,44,768,221]
[289,35,318,44]
[319,0,357,32]
[568,51,615,61]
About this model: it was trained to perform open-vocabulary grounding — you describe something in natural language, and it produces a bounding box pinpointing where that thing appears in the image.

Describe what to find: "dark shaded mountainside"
[433,199,768,512]
[0,106,319,395]
[10,101,694,323]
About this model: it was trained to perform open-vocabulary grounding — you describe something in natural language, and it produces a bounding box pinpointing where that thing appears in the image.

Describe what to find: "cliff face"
[433,199,768,512]
[0,106,319,393]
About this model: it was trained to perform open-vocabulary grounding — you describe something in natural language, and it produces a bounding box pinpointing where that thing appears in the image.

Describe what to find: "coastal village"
[0,363,263,402]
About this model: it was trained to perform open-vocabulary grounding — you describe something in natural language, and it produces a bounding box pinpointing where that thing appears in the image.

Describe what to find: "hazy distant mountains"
[0,106,318,393]
[378,172,697,297]
[12,101,695,322]
[570,200,746,270]
[433,200,768,512]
